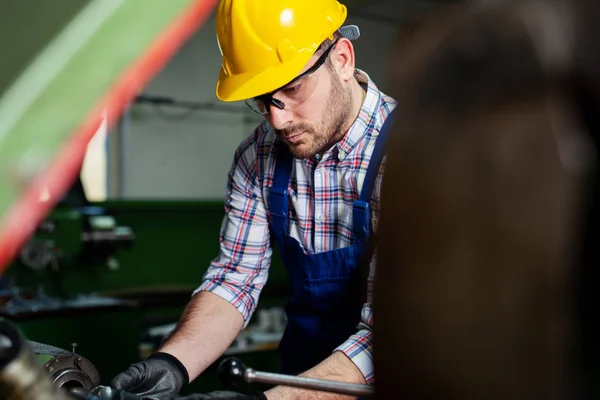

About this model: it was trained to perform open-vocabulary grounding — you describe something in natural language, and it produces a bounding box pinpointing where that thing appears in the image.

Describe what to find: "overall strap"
[352,109,398,249]
[269,143,293,238]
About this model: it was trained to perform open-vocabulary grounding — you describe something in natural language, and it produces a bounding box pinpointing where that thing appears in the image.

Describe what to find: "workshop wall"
[119,12,401,200]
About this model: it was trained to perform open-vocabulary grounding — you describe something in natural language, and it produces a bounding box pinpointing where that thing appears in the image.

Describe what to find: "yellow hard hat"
[215,0,359,102]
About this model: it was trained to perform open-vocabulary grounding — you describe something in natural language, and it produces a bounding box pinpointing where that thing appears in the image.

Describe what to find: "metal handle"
[217,357,374,397]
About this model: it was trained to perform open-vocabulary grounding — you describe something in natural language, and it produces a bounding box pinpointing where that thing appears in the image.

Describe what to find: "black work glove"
[80,385,146,400]
[111,352,189,400]
[177,391,267,400]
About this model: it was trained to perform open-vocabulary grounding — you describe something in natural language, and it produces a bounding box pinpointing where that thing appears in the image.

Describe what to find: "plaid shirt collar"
[329,69,383,162]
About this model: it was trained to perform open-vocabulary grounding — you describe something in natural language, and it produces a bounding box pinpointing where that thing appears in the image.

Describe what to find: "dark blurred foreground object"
[374,0,600,399]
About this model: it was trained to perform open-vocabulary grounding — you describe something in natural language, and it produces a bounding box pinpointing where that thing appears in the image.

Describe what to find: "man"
[111,0,396,398]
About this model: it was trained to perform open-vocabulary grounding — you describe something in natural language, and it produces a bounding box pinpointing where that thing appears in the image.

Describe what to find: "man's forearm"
[159,291,245,381]
[263,351,366,400]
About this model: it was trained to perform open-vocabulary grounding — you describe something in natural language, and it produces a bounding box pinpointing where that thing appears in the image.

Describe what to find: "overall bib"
[268,111,396,376]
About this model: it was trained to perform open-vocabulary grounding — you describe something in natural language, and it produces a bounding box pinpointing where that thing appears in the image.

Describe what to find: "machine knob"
[216,357,247,388]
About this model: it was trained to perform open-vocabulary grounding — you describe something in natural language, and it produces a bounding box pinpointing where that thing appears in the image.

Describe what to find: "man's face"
[264,47,354,159]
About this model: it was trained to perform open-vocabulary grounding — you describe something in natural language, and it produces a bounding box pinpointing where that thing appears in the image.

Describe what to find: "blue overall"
[268,110,396,375]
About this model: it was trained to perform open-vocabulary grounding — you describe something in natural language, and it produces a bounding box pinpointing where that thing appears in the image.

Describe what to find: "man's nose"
[267,105,294,130]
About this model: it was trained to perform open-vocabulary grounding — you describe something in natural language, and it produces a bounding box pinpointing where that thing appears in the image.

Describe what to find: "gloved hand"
[177,391,267,400]
[80,385,145,400]
[111,352,189,400]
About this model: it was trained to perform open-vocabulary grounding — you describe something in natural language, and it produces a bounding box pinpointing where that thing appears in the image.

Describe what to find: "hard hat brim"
[215,51,313,103]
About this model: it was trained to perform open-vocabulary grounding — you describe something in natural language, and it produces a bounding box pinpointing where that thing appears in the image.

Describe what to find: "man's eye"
[283,84,301,94]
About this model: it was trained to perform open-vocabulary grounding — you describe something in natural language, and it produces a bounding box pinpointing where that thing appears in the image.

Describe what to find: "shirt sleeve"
[334,302,374,384]
[192,131,272,328]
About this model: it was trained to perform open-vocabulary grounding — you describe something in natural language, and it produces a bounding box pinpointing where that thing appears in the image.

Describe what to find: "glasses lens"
[275,73,319,109]
[245,58,324,115]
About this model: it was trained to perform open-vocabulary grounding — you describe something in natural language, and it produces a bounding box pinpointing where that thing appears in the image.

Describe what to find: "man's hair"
[314,30,343,58]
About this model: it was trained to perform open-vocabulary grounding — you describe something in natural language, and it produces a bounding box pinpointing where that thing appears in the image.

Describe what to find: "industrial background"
[104,0,447,201]
[0,0,457,396]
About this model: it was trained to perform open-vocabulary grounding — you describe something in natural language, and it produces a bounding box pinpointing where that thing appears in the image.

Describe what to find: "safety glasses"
[245,39,339,115]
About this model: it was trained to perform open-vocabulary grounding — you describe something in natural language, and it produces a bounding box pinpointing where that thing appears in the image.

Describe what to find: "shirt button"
[317,215,325,222]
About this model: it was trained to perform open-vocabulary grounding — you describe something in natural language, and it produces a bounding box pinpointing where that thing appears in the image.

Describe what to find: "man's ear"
[331,38,356,81]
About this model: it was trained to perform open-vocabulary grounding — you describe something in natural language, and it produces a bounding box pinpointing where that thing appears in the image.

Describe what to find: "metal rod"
[244,368,374,397]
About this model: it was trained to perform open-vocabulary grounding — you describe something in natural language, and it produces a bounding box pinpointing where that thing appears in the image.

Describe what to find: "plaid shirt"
[194,70,396,384]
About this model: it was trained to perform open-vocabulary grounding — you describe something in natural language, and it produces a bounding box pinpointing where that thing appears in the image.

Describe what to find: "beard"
[276,69,353,159]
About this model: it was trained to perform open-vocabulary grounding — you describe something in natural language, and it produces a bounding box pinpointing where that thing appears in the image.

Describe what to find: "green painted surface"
[18,309,149,387]
[36,353,56,366]
[0,0,199,234]
[11,200,288,296]
[0,0,87,95]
